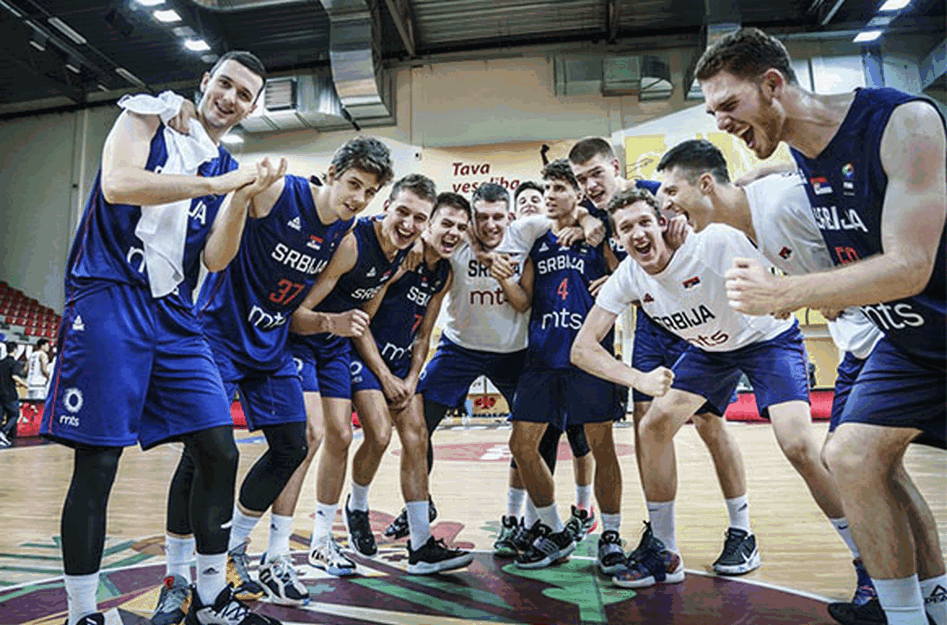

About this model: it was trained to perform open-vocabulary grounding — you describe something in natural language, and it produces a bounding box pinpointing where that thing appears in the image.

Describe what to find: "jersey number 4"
[557,277,569,301]
[269,279,305,305]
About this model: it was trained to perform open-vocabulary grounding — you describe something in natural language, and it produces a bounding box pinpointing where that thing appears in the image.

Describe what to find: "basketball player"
[39,51,286,625]
[656,138,884,599]
[568,137,758,576]
[573,188,847,591]
[287,174,436,576]
[25,338,51,400]
[697,27,945,625]
[513,181,545,217]
[347,192,474,573]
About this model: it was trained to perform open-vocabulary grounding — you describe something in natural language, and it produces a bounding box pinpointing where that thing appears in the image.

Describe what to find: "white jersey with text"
[27,351,48,389]
[745,173,882,359]
[441,242,528,353]
[596,224,793,351]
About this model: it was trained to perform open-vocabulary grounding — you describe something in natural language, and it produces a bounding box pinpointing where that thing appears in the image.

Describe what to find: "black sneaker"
[185,584,282,624]
[407,536,474,574]
[384,499,437,540]
[514,522,575,569]
[345,494,378,557]
[151,574,192,625]
[564,506,593,543]
[511,518,534,553]
[597,530,626,575]
[65,614,105,625]
[712,527,761,575]
[827,597,887,625]
[492,515,519,558]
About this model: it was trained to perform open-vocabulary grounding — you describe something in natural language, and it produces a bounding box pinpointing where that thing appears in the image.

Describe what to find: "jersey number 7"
[269,279,305,305]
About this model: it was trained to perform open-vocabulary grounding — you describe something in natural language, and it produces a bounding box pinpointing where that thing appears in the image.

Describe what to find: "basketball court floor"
[1,419,944,624]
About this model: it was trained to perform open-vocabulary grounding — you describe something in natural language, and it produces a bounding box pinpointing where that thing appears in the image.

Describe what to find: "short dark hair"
[36,338,49,349]
[332,136,395,188]
[433,192,472,222]
[695,27,798,85]
[542,158,580,191]
[5,341,16,353]
[607,187,661,219]
[568,137,616,165]
[389,173,437,208]
[210,50,267,95]
[471,183,510,211]
[657,139,731,184]
[513,180,544,204]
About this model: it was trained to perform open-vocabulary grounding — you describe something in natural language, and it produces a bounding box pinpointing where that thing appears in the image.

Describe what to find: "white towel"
[118,91,220,298]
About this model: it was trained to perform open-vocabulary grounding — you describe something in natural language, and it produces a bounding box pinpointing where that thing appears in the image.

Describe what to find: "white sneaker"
[308,536,356,576]
[259,552,309,606]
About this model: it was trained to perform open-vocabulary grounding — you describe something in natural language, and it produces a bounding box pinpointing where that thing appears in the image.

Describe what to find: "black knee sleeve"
[166,449,196,536]
[61,446,123,575]
[238,421,308,513]
[566,424,591,458]
[181,425,238,555]
[424,398,449,474]
[537,425,562,473]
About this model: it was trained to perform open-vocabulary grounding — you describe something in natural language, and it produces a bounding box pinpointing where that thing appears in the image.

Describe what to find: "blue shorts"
[41,283,232,450]
[672,323,810,420]
[631,312,734,416]
[351,355,410,394]
[512,367,619,429]
[289,333,352,399]
[418,336,526,408]
[829,351,866,432]
[211,346,306,431]
[838,337,945,448]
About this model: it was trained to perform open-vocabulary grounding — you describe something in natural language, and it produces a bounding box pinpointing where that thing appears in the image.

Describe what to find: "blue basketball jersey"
[527,230,611,369]
[585,178,661,261]
[198,175,353,370]
[370,258,451,366]
[791,88,946,362]
[66,123,237,309]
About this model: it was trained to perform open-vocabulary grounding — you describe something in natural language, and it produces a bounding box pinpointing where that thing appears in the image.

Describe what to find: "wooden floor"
[0,420,944,619]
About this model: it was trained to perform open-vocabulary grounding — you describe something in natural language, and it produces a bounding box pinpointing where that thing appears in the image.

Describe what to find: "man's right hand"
[636,366,674,398]
[490,254,515,281]
[239,157,287,198]
[328,309,370,337]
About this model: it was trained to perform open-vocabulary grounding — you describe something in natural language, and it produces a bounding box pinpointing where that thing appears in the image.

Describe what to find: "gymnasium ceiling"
[0,0,943,116]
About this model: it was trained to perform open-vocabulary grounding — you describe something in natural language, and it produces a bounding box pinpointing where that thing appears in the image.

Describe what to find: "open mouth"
[395,225,415,245]
[589,190,605,205]
[738,126,755,151]
[632,239,653,257]
[440,236,459,254]
[214,101,234,117]
[673,207,693,227]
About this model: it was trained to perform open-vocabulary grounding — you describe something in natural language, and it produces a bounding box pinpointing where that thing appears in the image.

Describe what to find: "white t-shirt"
[441,241,529,353]
[597,224,793,352]
[745,173,882,359]
[496,214,554,257]
[27,351,48,388]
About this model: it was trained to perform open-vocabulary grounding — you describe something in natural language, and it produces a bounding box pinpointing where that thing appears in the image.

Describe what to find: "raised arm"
[100,111,256,206]
[289,234,367,336]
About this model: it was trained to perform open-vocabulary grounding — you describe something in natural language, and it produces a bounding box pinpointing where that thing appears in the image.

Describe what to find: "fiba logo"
[58,387,84,427]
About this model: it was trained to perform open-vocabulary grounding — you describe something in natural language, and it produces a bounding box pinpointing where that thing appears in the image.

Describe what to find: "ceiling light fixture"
[134,0,165,6]
[184,38,210,52]
[115,66,146,87]
[29,28,48,52]
[878,0,910,10]
[853,30,883,43]
[65,56,81,74]
[153,9,181,23]
[0,0,23,18]
[48,17,87,45]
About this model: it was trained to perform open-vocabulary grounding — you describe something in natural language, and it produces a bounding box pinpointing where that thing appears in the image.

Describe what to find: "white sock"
[228,507,262,551]
[311,502,338,546]
[507,487,527,518]
[524,498,539,528]
[576,484,593,510]
[602,513,621,533]
[165,535,195,581]
[266,513,294,561]
[647,500,677,552]
[829,517,860,559]
[921,573,947,625]
[349,481,370,512]
[406,500,431,549]
[195,552,227,605]
[65,572,98,625]
[725,495,751,533]
[536,503,563,532]
[873,575,926,625]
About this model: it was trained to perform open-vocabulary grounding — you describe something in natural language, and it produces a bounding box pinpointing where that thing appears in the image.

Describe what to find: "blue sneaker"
[852,558,877,606]
[612,522,684,589]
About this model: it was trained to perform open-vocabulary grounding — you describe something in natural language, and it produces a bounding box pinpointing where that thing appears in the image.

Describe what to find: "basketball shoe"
[151,574,191,625]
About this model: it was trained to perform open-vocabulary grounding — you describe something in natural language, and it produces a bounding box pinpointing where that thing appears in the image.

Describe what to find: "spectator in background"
[0,341,27,447]
[26,339,51,400]
[513,181,544,218]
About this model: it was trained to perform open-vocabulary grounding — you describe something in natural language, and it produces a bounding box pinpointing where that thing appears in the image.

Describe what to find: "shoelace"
[218,598,250,620]
[231,548,254,581]
[719,531,745,559]
[326,538,352,565]
[271,555,297,582]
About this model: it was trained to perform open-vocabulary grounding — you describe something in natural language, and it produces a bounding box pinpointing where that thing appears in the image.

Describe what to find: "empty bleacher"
[0,282,60,342]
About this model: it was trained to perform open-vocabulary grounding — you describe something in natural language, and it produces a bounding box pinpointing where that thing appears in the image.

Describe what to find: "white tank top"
[441,242,529,353]
[27,351,48,387]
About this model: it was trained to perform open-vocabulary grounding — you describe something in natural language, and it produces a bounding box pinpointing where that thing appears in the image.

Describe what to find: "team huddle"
[39,27,944,625]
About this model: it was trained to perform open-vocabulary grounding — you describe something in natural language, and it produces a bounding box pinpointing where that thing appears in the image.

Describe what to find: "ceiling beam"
[818,0,846,26]
[382,0,416,57]
[0,39,84,103]
[605,0,620,44]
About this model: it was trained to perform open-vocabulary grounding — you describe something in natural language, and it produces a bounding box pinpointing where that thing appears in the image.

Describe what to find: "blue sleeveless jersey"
[585,178,660,261]
[290,216,411,350]
[527,230,611,369]
[198,175,353,370]
[65,123,237,310]
[370,258,451,365]
[790,88,946,362]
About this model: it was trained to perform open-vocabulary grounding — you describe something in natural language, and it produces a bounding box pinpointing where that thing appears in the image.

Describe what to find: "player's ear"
[324,165,337,185]
[199,71,211,95]
[698,172,715,195]
[611,158,621,177]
